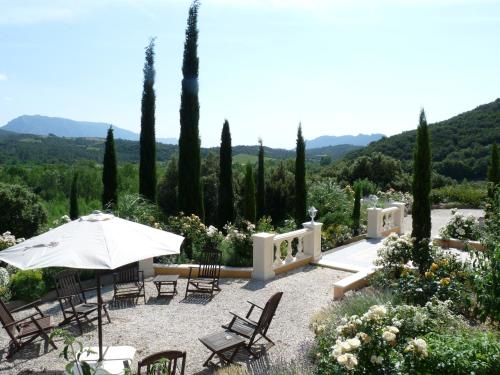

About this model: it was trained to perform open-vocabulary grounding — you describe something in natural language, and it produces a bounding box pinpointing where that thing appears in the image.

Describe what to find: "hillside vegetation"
[347,99,500,180]
[0,131,359,164]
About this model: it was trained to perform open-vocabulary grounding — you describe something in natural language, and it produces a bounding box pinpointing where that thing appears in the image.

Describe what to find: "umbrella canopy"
[0,211,184,363]
[0,211,183,270]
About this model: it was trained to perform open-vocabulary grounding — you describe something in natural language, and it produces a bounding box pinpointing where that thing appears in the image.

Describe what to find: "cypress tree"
[217,120,234,228]
[69,172,79,220]
[411,109,432,274]
[178,0,203,219]
[256,138,265,219]
[352,182,361,235]
[243,163,256,223]
[487,143,499,199]
[139,38,157,201]
[102,127,118,209]
[157,156,178,217]
[294,124,307,226]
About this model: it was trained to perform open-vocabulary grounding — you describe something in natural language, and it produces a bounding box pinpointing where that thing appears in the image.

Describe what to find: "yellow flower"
[430,263,439,271]
[438,258,449,267]
[424,271,435,279]
[439,277,451,286]
[401,268,409,277]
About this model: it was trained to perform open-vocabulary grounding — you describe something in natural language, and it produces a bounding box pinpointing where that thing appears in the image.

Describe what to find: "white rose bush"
[313,299,465,374]
[439,208,481,241]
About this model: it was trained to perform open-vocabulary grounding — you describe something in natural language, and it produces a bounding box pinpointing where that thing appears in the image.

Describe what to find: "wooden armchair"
[113,264,145,304]
[184,248,222,298]
[137,350,186,375]
[223,292,283,357]
[0,298,57,358]
[55,269,111,334]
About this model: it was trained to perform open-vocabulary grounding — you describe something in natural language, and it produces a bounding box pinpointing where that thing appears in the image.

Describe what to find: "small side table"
[152,275,179,298]
[199,331,246,367]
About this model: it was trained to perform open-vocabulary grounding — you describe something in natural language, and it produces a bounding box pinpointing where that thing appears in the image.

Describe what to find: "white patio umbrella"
[0,211,184,361]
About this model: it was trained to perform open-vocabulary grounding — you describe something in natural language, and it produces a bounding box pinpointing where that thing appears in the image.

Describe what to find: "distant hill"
[1,115,177,144]
[0,131,358,165]
[346,99,500,180]
[306,133,384,149]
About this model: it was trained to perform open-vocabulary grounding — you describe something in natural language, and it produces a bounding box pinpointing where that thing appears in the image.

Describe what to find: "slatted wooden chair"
[0,298,57,358]
[113,263,145,304]
[55,269,111,334]
[184,248,222,298]
[223,292,283,357]
[137,350,186,375]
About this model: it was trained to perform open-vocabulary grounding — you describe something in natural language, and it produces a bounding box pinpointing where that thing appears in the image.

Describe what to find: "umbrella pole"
[96,271,103,362]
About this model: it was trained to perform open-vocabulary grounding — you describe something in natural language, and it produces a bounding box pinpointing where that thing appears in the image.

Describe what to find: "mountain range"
[1,115,381,149]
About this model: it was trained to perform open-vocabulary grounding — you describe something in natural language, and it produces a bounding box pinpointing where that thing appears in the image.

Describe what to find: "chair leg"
[103,305,111,323]
[75,314,85,334]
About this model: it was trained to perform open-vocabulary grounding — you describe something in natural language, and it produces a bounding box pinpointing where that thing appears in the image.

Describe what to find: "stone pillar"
[139,258,155,278]
[302,222,323,262]
[252,233,276,280]
[367,207,383,238]
[390,202,405,234]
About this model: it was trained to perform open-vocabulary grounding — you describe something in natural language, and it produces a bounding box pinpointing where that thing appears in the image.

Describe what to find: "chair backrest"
[115,264,140,284]
[55,269,85,309]
[197,248,222,279]
[0,299,18,340]
[137,350,186,375]
[254,292,283,338]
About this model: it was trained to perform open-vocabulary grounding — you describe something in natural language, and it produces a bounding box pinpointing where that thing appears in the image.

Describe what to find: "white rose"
[347,337,361,350]
[382,331,396,342]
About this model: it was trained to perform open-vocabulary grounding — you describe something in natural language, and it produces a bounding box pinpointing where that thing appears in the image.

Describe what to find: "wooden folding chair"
[113,263,146,304]
[55,269,110,334]
[0,299,57,358]
[185,248,222,298]
[137,350,186,375]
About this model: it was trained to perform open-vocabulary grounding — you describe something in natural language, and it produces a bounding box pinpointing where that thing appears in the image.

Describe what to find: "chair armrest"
[246,301,264,310]
[10,299,42,313]
[4,313,40,327]
[138,270,144,283]
[229,312,258,327]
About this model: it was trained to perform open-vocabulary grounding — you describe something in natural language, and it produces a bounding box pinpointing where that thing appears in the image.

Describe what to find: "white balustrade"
[251,222,322,280]
[367,202,405,238]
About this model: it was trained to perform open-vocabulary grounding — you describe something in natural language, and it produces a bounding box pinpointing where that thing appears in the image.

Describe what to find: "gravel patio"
[0,265,350,374]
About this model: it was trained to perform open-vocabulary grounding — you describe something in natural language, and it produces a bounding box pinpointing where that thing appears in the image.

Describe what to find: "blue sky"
[0,0,499,148]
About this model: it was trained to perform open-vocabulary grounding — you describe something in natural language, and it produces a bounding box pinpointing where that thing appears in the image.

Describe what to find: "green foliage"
[438,209,481,240]
[472,189,500,322]
[243,164,256,223]
[222,221,255,267]
[166,213,207,260]
[430,182,487,208]
[256,139,266,219]
[69,172,79,220]
[218,120,235,227]
[178,0,203,220]
[50,329,99,375]
[416,330,500,375]
[352,182,361,235]
[201,152,219,226]
[0,182,47,238]
[157,157,178,217]
[348,98,500,180]
[487,143,499,199]
[113,194,162,227]
[10,269,46,302]
[295,125,307,225]
[265,162,294,225]
[0,268,10,302]
[412,109,432,274]
[308,179,352,229]
[102,128,118,209]
[139,38,157,202]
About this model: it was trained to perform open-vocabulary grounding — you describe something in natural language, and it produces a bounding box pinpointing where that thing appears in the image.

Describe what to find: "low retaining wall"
[154,263,253,278]
[433,236,485,251]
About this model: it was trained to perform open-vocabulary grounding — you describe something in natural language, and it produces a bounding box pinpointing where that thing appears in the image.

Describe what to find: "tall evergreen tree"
[411,109,432,274]
[178,0,203,220]
[157,156,178,217]
[243,163,256,223]
[256,138,265,219]
[487,143,499,193]
[352,181,361,235]
[217,120,234,228]
[102,127,118,209]
[69,172,79,220]
[139,38,157,201]
[294,124,307,226]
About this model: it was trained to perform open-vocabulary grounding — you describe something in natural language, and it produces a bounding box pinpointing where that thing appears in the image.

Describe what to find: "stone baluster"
[274,241,283,267]
[285,239,294,262]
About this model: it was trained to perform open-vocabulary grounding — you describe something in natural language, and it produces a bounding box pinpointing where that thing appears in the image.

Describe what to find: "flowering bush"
[0,267,10,302]
[439,209,482,241]
[313,299,466,374]
[376,188,413,213]
[373,233,413,284]
[0,231,25,251]
[223,221,255,267]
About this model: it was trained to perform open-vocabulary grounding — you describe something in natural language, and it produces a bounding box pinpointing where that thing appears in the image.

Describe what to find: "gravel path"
[0,266,350,375]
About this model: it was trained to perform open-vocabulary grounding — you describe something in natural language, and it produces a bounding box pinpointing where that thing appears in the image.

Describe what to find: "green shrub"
[439,208,482,240]
[431,183,487,208]
[113,193,163,226]
[416,329,500,374]
[10,269,46,301]
[0,182,47,238]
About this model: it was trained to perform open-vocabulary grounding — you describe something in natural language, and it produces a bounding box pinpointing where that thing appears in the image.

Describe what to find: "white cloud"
[0,73,7,81]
